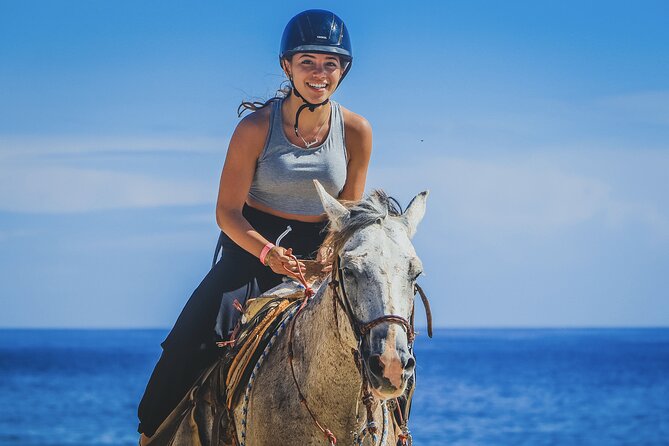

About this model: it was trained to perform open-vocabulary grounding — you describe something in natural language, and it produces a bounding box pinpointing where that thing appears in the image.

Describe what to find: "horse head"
[314,180,428,399]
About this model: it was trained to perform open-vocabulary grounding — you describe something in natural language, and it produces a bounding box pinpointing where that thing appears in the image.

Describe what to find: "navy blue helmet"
[280,9,353,81]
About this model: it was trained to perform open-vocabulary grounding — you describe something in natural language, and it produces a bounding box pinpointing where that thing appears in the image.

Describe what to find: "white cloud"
[598,90,669,125]
[0,135,225,157]
[2,133,666,241]
[0,166,212,213]
[0,228,38,242]
[444,160,607,231]
[0,134,222,213]
[368,155,668,237]
[67,229,214,252]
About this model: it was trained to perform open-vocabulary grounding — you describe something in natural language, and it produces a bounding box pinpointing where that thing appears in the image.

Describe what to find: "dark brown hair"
[237,82,292,117]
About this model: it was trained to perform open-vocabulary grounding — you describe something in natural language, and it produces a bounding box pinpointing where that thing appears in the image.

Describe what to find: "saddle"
[226,261,329,407]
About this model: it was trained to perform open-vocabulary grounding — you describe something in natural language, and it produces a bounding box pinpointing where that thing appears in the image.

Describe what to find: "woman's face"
[284,53,344,102]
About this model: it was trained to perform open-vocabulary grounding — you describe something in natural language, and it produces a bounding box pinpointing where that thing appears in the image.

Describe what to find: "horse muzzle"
[362,332,415,399]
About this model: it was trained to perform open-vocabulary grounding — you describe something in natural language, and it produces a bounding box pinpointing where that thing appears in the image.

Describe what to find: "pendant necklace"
[295,107,331,149]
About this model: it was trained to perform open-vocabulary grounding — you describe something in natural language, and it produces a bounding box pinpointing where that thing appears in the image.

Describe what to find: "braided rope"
[393,396,412,446]
[353,401,388,446]
[380,402,389,445]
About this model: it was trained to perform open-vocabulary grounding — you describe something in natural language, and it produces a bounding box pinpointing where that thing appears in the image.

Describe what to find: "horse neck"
[292,280,363,411]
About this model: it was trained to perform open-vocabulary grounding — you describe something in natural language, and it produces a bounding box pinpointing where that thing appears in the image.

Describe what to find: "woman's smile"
[287,52,343,99]
[305,81,329,95]
[306,81,328,90]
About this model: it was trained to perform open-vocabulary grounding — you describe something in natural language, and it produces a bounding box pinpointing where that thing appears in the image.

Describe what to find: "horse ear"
[313,179,350,230]
[402,190,429,238]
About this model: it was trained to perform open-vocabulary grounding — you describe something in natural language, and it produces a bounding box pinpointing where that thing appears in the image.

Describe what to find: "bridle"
[329,255,433,345]
[285,251,433,446]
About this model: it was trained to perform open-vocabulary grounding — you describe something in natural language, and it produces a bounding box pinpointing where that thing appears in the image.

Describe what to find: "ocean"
[0,329,667,445]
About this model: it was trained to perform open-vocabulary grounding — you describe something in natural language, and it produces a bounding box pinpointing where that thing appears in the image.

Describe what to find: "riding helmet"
[280,9,353,82]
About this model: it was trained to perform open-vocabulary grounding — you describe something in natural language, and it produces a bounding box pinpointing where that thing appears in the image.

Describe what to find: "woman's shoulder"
[236,103,273,134]
[339,105,372,135]
[231,103,274,154]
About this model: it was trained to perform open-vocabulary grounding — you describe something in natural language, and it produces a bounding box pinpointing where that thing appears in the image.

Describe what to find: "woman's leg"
[137,245,277,437]
[137,208,326,437]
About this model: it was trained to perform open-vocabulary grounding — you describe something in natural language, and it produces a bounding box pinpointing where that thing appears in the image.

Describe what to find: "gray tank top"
[248,98,348,215]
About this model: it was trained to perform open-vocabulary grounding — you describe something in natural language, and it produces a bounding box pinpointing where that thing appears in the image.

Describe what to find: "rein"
[284,258,338,445]
[282,253,433,446]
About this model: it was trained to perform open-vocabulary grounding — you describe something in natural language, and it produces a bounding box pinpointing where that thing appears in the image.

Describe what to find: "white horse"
[230,181,429,446]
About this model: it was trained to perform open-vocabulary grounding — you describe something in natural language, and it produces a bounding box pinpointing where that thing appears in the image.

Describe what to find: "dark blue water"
[1,329,667,445]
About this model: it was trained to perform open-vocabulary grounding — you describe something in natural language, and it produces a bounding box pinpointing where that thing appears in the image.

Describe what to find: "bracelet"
[259,243,275,266]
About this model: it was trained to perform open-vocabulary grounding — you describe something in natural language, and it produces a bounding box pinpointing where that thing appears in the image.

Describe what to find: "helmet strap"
[289,77,330,137]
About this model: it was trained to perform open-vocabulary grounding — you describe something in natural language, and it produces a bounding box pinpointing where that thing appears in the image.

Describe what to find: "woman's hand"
[265,246,306,277]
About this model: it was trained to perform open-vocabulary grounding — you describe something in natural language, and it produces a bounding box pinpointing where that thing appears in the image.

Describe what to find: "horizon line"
[1,325,668,331]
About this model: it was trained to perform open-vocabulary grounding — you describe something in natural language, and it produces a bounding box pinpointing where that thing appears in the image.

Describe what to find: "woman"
[137,9,372,443]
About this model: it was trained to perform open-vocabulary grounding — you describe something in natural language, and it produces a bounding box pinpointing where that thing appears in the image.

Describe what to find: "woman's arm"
[215,109,301,273]
[338,109,373,201]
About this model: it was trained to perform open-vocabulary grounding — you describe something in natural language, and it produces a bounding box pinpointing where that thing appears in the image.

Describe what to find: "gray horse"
[149,181,428,446]
[230,181,428,446]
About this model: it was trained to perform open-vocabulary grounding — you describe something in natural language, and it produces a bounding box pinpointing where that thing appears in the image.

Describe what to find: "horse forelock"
[321,190,404,255]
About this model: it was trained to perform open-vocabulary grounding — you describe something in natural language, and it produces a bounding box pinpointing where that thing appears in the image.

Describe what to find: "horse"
[228,181,429,446]
[149,181,430,446]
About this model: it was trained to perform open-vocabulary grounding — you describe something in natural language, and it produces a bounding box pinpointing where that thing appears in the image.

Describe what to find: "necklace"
[295,107,331,148]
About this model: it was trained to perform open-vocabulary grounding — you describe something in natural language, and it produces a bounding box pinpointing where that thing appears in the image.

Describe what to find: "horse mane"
[322,190,403,255]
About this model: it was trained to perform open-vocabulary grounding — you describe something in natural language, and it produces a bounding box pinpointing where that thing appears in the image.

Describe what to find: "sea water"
[0,329,667,445]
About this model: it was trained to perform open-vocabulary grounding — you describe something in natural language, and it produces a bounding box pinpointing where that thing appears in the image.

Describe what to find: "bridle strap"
[414,283,433,338]
[333,258,416,343]
[359,315,415,343]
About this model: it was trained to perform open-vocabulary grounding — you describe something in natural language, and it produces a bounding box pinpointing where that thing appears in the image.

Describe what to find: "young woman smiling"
[137,9,372,443]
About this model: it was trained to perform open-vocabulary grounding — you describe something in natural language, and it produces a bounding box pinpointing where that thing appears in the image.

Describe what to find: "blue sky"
[1,1,667,328]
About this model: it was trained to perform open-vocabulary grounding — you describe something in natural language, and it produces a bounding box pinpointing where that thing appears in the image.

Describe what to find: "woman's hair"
[237,56,292,117]
[237,81,292,117]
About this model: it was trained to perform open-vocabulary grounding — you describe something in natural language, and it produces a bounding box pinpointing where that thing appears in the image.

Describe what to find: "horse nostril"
[404,356,416,372]
[367,355,384,378]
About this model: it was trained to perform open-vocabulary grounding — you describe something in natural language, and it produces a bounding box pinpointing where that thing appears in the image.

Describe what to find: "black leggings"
[137,205,327,436]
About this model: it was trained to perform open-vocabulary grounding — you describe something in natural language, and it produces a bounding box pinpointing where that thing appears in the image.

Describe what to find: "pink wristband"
[259,243,275,266]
